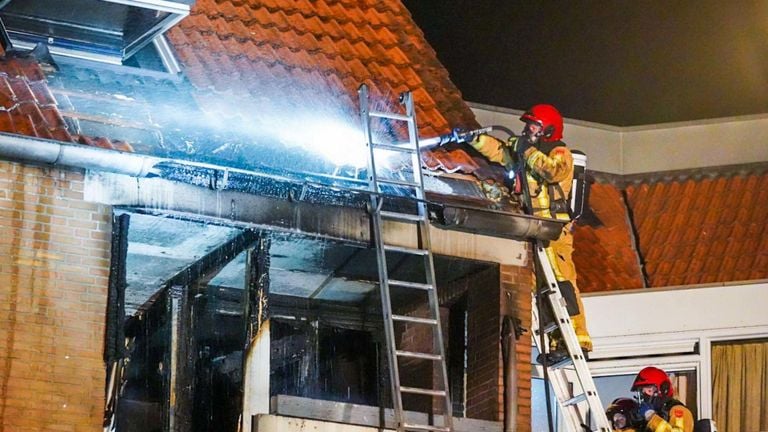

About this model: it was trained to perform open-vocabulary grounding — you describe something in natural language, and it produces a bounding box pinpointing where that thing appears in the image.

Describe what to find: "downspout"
[501,316,519,432]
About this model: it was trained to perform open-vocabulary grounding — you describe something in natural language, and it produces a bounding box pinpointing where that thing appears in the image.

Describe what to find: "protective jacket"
[645,400,694,432]
[470,134,591,351]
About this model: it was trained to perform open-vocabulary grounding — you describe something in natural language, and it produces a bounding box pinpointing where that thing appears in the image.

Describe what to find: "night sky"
[402,1,768,126]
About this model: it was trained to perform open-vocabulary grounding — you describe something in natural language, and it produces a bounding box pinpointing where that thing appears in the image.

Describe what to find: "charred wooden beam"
[136,229,260,314]
[269,293,383,332]
[167,284,194,432]
[105,212,130,363]
[87,171,565,244]
[244,236,270,345]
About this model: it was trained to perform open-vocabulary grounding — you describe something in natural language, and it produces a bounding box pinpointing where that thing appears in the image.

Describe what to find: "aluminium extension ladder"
[530,239,611,432]
[358,84,452,432]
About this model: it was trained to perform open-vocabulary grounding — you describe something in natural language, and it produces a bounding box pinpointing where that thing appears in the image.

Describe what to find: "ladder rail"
[531,240,612,432]
[360,85,406,427]
[359,84,453,432]
[405,91,454,423]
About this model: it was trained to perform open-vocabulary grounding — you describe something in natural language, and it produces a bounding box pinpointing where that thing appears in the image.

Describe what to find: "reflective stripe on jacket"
[646,404,694,432]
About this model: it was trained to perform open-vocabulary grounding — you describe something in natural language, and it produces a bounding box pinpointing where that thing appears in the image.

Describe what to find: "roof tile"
[7,77,36,104]
[28,80,57,106]
[166,0,478,153]
[622,170,768,288]
[573,182,645,292]
[11,111,37,136]
[0,77,15,108]
[0,110,12,131]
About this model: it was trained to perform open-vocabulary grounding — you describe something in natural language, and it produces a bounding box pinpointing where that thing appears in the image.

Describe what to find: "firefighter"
[606,397,643,431]
[631,366,694,432]
[468,104,591,362]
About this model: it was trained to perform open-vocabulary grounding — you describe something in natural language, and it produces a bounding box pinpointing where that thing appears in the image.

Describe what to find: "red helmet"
[631,366,674,397]
[520,104,564,142]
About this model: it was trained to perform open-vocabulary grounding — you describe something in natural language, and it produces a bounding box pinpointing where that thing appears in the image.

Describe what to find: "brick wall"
[397,303,440,414]
[501,263,534,432]
[0,161,111,432]
[465,266,501,421]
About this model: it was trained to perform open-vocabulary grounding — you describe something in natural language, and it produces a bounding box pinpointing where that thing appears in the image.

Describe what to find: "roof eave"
[0,133,563,243]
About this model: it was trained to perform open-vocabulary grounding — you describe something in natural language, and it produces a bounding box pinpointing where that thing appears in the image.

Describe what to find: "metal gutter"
[0,132,564,242]
[0,132,161,176]
[429,203,563,241]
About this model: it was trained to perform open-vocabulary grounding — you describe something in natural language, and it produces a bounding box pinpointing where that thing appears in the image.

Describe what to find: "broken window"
[271,320,379,405]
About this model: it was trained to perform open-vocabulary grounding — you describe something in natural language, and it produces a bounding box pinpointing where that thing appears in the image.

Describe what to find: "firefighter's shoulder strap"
[569,149,588,220]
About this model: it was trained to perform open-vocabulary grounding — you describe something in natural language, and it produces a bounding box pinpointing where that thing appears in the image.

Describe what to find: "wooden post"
[167,284,193,432]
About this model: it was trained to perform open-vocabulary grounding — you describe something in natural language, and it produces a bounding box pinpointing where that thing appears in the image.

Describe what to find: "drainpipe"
[504,344,517,432]
[501,316,518,432]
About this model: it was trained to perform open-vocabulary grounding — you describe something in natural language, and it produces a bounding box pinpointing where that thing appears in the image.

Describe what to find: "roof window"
[0,0,192,67]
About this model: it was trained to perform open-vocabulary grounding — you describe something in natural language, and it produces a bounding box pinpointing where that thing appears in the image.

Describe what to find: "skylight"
[0,0,193,65]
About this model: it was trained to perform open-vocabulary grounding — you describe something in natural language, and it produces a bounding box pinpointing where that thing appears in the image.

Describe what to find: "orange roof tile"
[573,182,646,292]
[165,0,478,151]
[0,55,126,151]
[623,170,768,288]
[573,166,768,291]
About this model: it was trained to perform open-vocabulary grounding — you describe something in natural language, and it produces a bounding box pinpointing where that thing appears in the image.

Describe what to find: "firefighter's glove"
[514,136,534,155]
[628,406,646,426]
[639,401,657,421]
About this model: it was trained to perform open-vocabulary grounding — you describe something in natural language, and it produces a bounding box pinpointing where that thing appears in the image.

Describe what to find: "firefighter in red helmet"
[631,366,694,432]
[606,397,643,431]
[469,104,591,362]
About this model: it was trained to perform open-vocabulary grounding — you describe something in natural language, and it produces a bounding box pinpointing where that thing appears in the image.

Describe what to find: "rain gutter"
[0,132,564,242]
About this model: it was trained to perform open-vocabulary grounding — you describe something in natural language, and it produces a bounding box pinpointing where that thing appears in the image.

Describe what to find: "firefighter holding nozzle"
[446,104,591,363]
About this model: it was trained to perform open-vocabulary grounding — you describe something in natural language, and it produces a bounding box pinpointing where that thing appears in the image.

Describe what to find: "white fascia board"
[587,338,698,360]
[583,282,768,339]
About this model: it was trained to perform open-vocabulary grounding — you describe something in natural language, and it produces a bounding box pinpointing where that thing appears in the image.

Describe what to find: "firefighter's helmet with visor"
[631,366,674,397]
[520,104,564,142]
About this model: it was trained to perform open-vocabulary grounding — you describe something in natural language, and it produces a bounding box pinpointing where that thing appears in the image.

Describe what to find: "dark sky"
[403,1,768,126]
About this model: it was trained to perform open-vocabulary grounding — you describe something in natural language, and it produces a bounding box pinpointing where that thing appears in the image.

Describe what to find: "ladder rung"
[563,393,587,407]
[383,245,429,256]
[370,111,410,122]
[396,350,442,361]
[392,315,438,325]
[373,142,417,153]
[537,321,559,334]
[546,356,574,370]
[402,423,450,432]
[377,177,420,187]
[400,386,446,397]
[388,279,433,290]
[380,211,426,223]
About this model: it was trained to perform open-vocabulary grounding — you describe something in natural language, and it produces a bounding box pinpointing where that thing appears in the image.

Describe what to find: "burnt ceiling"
[123,211,494,316]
